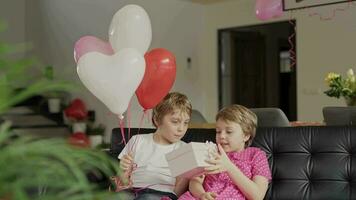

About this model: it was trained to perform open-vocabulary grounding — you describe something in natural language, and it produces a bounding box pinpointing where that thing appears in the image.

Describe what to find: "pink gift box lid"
[165,142,210,161]
[165,142,216,178]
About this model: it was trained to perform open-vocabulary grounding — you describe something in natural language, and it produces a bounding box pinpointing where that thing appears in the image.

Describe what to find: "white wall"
[199,0,356,122]
[25,0,205,142]
[0,0,26,56]
[7,0,356,142]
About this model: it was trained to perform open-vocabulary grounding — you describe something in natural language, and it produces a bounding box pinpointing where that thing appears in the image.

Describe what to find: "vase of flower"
[344,96,356,106]
[325,68,356,105]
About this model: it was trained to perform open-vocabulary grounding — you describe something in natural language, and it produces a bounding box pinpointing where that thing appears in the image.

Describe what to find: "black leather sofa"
[110,126,356,200]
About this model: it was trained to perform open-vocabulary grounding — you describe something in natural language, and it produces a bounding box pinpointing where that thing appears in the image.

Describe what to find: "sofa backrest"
[111,126,356,200]
[250,107,290,127]
[323,106,356,125]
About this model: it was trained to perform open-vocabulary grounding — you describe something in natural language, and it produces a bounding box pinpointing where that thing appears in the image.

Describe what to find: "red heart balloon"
[64,99,88,121]
[136,48,176,110]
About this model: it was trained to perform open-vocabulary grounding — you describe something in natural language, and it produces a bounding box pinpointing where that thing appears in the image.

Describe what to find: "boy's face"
[215,119,250,152]
[156,109,190,144]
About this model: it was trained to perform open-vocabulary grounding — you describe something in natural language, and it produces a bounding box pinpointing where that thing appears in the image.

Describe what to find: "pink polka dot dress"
[178,147,271,200]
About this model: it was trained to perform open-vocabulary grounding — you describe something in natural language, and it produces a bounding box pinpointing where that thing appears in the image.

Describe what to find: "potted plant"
[87,123,106,148]
[324,68,356,106]
[0,22,120,199]
[43,65,63,113]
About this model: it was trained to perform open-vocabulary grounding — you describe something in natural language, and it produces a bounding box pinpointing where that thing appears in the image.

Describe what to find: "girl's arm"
[205,144,269,200]
[188,175,205,198]
[188,175,217,200]
[225,165,268,200]
[174,177,189,197]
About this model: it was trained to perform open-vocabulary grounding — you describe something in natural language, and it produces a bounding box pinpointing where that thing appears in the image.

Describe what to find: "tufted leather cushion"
[254,126,356,200]
[111,126,356,200]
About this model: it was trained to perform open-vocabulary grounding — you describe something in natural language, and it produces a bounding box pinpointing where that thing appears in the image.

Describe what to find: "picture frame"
[282,0,356,11]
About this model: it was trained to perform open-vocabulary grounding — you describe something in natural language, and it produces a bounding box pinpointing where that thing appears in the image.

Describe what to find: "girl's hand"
[204,144,234,174]
[119,152,134,172]
[199,192,217,200]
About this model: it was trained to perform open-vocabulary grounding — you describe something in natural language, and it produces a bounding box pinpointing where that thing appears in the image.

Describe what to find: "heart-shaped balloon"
[136,48,176,110]
[64,98,88,121]
[74,35,114,63]
[255,0,283,21]
[109,4,152,55]
[77,48,145,118]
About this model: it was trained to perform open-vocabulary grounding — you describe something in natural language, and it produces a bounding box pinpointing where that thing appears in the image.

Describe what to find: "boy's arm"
[118,153,134,185]
[174,177,189,197]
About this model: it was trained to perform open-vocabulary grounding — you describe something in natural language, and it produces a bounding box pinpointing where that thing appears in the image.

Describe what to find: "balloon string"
[119,118,127,145]
[138,110,147,134]
[146,109,151,124]
[127,99,132,141]
[128,110,148,153]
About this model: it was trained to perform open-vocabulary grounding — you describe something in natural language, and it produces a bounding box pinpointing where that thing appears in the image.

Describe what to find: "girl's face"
[215,119,250,152]
[155,109,190,145]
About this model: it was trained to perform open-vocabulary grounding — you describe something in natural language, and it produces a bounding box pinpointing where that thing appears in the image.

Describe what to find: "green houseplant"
[87,123,106,148]
[324,68,356,106]
[42,65,65,113]
[0,21,121,200]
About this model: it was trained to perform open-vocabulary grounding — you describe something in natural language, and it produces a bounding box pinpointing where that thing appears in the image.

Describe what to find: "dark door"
[218,21,297,121]
[231,31,266,108]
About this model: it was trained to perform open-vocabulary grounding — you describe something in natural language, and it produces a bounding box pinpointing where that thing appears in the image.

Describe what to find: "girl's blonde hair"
[216,104,257,147]
[152,92,192,127]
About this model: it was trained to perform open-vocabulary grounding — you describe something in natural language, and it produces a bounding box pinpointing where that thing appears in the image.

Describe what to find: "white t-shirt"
[118,133,185,194]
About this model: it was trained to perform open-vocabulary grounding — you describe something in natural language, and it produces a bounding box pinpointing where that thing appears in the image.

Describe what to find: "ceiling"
[182,0,234,4]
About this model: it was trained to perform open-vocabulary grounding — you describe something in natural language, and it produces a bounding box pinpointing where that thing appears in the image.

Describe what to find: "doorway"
[218,20,297,121]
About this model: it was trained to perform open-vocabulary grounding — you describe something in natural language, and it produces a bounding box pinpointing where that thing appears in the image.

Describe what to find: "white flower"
[325,72,340,85]
[347,68,355,82]
[347,68,354,76]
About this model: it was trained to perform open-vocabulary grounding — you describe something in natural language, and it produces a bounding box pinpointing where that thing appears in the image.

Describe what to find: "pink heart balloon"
[255,0,283,21]
[74,35,114,63]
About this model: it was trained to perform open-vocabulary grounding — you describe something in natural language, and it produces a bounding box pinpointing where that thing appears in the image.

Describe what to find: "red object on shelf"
[68,132,90,147]
[64,98,88,121]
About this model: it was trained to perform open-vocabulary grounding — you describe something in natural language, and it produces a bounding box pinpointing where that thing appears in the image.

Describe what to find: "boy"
[119,92,192,200]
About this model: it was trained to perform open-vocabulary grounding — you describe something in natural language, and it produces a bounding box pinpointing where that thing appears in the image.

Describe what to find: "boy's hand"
[204,144,234,174]
[119,152,134,172]
[199,192,217,200]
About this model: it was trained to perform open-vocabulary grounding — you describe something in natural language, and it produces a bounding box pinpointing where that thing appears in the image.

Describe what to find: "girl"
[179,104,271,200]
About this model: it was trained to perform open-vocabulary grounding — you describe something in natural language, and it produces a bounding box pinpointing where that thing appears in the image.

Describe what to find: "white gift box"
[165,142,216,178]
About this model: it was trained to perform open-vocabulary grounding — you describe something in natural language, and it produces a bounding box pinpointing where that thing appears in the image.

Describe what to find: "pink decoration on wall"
[308,0,356,21]
[255,0,283,21]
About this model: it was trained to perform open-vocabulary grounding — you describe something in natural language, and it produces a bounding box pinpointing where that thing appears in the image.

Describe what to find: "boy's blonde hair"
[216,104,257,147]
[152,92,192,127]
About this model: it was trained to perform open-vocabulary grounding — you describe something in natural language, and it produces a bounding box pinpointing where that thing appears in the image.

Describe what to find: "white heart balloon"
[109,4,152,55]
[77,48,145,118]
